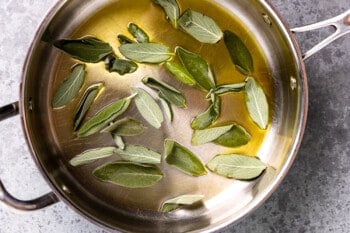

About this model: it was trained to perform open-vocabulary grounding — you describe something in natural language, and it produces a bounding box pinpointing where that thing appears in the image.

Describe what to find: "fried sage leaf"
[176,47,215,91]
[213,124,251,148]
[224,30,253,75]
[134,88,164,129]
[191,94,221,130]
[208,82,246,97]
[113,135,125,150]
[142,77,187,108]
[191,124,233,146]
[54,37,113,63]
[161,194,204,212]
[74,83,104,131]
[77,95,134,137]
[164,61,196,86]
[93,162,163,188]
[115,145,161,164]
[207,154,266,180]
[105,56,138,75]
[245,77,269,129]
[128,23,150,43]
[153,0,180,28]
[165,139,207,177]
[178,9,223,44]
[102,117,147,136]
[159,95,174,122]
[119,43,172,63]
[118,35,134,44]
[52,64,86,109]
[69,147,117,166]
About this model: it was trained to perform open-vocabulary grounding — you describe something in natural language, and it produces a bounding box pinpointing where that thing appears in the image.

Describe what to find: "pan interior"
[21,0,305,232]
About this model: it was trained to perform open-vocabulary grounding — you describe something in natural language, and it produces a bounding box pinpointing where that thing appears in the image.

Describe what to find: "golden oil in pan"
[50,0,274,211]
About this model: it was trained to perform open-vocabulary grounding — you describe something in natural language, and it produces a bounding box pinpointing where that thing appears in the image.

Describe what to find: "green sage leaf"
[159,95,174,122]
[69,147,117,166]
[142,77,187,108]
[161,194,204,212]
[178,9,223,44]
[115,145,161,164]
[164,61,196,86]
[134,88,164,129]
[176,47,215,91]
[153,0,180,28]
[93,162,163,188]
[245,77,269,129]
[77,95,134,137]
[213,124,251,148]
[117,34,134,44]
[73,83,104,131]
[224,30,254,75]
[128,23,150,43]
[54,37,113,63]
[207,154,267,180]
[119,43,172,63]
[105,56,138,75]
[52,64,86,109]
[191,94,221,130]
[102,117,147,136]
[191,124,234,146]
[165,139,207,177]
[208,83,246,97]
[113,135,125,150]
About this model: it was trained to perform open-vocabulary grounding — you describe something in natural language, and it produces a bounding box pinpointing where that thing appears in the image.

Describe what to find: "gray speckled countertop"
[0,0,349,232]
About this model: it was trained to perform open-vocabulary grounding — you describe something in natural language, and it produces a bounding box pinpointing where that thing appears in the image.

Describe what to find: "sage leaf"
[191,124,234,146]
[245,77,269,129]
[176,47,215,91]
[93,162,163,188]
[213,124,251,148]
[119,43,172,63]
[178,9,223,44]
[191,94,221,130]
[164,61,196,86]
[134,88,164,129]
[207,154,267,180]
[69,147,117,166]
[118,34,134,44]
[115,145,161,164]
[77,95,134,137]
[165,139,207,177]
[113,135,125,150]
[52,64,86,109]
[224,30,254,75]
[153,0,180,28]
[208,83,246,97]
[54,37,113,63]
[128,23,150,43]
[105,56,138,75]
[102,117,147,136]
[73,83,104,131]
[161,194,204,212]
[159,95,174,122]
[142,77,187,108]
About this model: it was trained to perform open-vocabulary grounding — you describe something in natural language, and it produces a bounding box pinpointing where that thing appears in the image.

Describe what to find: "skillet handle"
[291,9,350,60]
[0,102,59,211]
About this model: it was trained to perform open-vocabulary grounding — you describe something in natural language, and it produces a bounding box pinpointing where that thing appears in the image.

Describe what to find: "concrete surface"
[0,0,349,232]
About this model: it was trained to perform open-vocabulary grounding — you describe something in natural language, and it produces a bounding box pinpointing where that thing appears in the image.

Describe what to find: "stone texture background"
[0,0,349,232]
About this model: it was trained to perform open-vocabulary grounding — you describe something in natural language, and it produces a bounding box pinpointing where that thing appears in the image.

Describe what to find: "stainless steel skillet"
[0,0,349,232]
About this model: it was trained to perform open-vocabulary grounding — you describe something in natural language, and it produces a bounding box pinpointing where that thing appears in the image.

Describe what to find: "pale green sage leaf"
[93,161,163,188]
[52,64,86,109]
[128,23,150,43]
[113,135,125,150]
[105,56,138,75]
[208,82,246,97]
[178,9,223,44]
[119,43,172,63]
[165,139,207,176]
[207,154,267,180]
[115,145,161,164]
[153,0,180,28]
[54,37,113,63]
[213,124,251,148]
[102,117,147,136]
[69,147,117,166]
[161,194,204,212]
[245,77,269,129]
[164,61,196,86]
[191,95,220,130]
[191,124,234,146]
[159,95,174,122]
